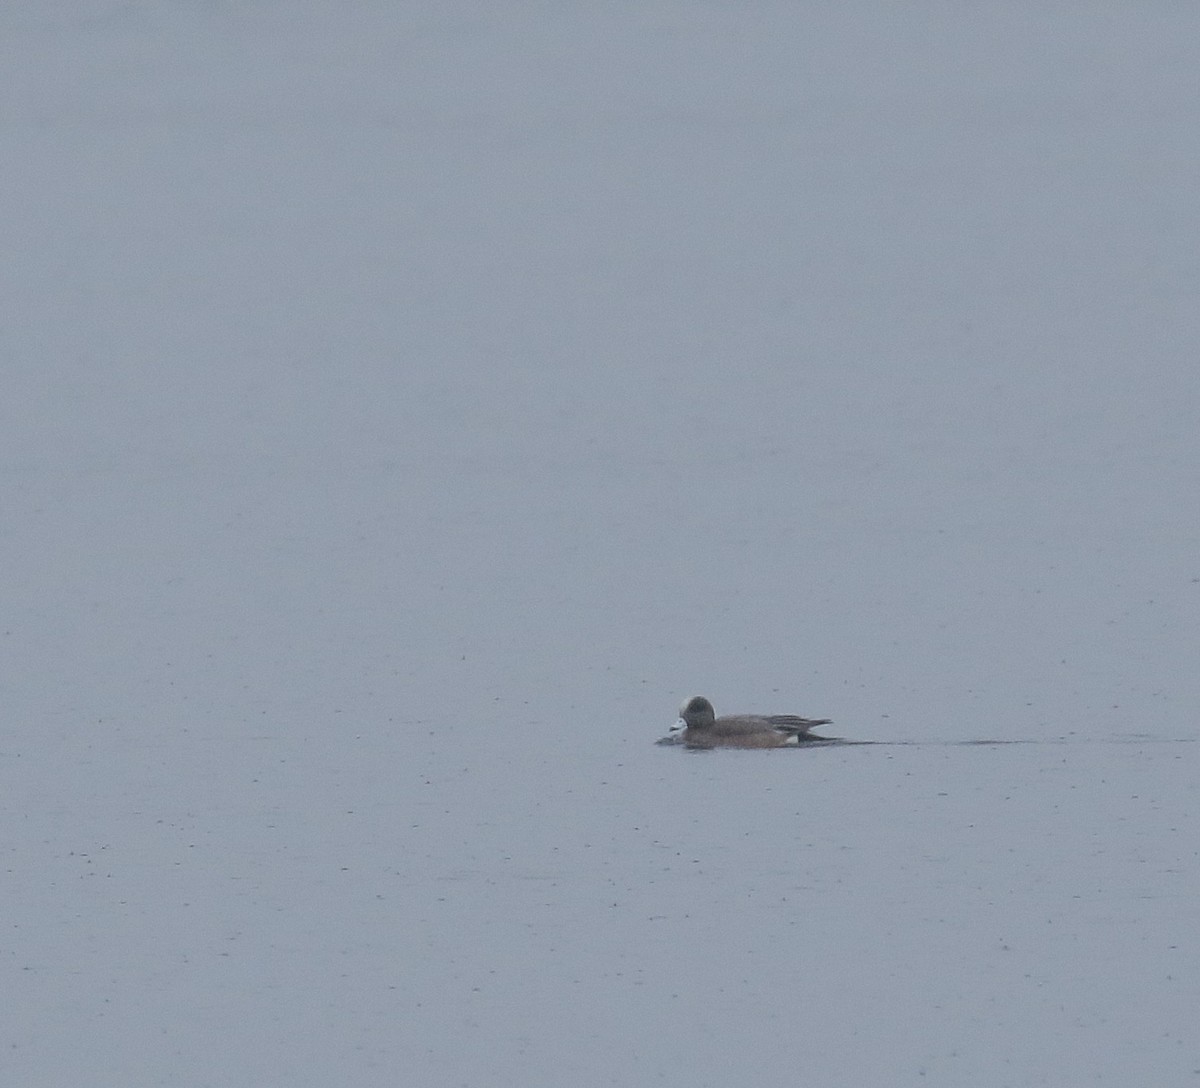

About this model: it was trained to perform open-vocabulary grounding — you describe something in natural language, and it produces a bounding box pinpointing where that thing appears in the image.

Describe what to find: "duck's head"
[678,695,716,729]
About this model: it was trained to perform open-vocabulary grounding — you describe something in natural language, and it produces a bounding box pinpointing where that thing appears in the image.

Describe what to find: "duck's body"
[675,695,831,749]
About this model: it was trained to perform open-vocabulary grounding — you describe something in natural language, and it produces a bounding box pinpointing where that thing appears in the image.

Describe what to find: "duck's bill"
[655,718,688,745]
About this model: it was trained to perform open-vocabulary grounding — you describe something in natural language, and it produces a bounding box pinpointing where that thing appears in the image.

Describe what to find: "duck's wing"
[709,715,781,737]
[764,714,832,734]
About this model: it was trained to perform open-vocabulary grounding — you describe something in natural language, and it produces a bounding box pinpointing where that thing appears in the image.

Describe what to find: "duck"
[672,695,831,748]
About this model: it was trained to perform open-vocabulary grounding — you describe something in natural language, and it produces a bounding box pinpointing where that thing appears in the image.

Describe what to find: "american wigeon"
[674,695,831,749]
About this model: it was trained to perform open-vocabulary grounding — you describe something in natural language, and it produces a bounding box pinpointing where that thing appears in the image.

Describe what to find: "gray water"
[4,4,1198,1085]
